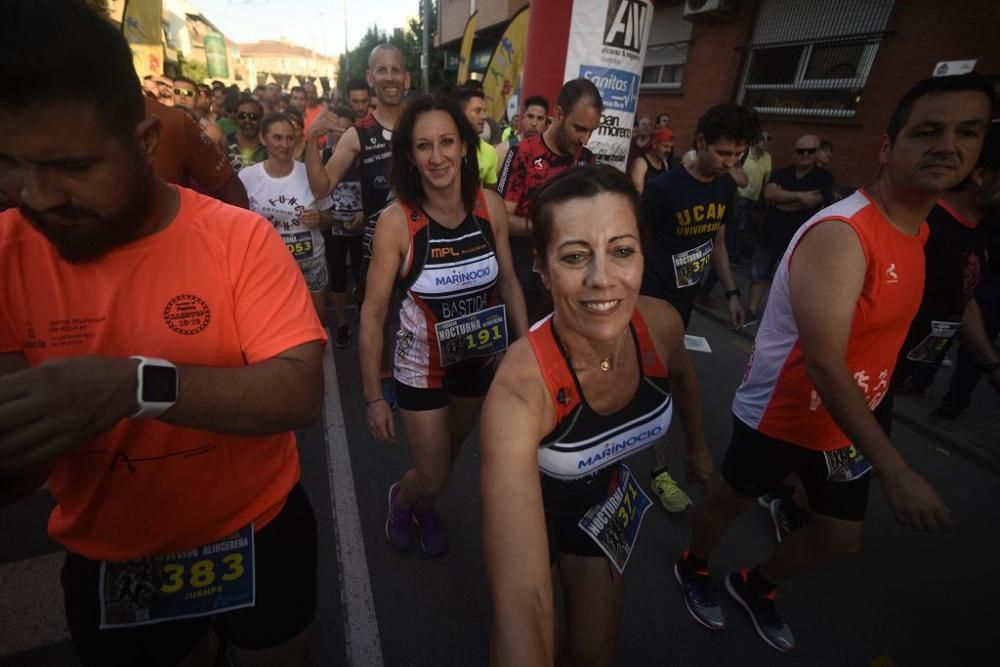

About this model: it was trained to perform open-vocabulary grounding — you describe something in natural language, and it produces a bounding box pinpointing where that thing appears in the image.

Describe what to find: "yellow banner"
[483,7,529,122]
[121,0,163,77]
[456,11,478,85]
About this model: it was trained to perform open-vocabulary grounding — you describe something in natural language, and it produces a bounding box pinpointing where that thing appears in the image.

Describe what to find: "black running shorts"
[542,465,617,561]
[395,358,496,411]
[62,484,318,666]
[721,416,871,522]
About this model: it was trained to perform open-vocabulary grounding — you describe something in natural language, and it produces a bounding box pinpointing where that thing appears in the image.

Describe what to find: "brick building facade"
[639,0,999,187]
[436,0,1000,186]
[437,0,530,79]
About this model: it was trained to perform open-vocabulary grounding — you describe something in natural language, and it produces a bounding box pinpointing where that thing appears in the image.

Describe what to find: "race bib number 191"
[98,525,255,629]
[435,304,508,367]
[577,464,653,574]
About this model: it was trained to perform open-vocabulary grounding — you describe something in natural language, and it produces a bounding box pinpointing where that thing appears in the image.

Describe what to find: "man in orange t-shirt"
[145,95,249,208]
[301,81,327,148]
[673,74,994,653]
[0,4,325,665]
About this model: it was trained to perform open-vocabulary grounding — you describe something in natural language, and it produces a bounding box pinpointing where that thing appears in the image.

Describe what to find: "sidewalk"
[695,262,1000,476]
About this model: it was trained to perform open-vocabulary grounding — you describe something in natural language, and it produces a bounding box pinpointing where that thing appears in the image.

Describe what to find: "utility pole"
[421,0,430,93]
[343,0,350,90]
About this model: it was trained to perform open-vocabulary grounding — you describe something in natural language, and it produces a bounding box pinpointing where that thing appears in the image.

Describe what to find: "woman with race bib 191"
[361,95,527,556]
[481,165,713,666]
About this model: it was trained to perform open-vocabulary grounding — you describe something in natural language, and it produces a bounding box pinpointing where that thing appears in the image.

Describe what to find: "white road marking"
[322,344,384,667]
[0,552,69,656]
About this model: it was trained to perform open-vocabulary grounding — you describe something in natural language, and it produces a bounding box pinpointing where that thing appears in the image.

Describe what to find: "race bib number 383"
[98,525,255,629]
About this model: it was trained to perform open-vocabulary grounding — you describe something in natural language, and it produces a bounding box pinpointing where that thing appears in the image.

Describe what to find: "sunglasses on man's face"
[238,111,260,121]
[796,147,817,155]
[158,90,173,99]
[174,88,195,97]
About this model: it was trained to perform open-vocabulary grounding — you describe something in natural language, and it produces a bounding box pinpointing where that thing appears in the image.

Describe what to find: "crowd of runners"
[1,1,999,666]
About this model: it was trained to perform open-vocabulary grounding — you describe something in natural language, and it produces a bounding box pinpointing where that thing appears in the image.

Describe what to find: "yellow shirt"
[737,150,772,201]
[477,139,498,187]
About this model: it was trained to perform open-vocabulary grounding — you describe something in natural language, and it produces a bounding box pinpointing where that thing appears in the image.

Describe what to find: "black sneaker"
[725,569,795,652]
[674,552,725,630]
[335,325,351,349]
[768,498,809,543]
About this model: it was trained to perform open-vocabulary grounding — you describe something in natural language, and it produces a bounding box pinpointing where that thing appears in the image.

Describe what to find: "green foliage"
[335,1,445,95]
[178,57,210,84]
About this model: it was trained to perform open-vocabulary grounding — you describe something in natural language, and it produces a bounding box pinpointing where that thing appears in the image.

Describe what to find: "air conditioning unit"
[683,0,737,21]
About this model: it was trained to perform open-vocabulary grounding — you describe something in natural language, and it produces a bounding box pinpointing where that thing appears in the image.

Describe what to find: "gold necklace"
[599,329,629,372]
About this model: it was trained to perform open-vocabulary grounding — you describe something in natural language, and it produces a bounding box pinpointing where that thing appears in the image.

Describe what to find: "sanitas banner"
[562,0,652,171]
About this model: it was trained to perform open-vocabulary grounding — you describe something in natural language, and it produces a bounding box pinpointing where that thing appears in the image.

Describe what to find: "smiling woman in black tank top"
[360,95,527,558]
[481,164,712,665]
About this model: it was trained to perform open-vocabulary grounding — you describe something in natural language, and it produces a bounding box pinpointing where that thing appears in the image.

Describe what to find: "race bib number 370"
[578,464,653,574]
[672,240,713,289]
[98,525,255,629]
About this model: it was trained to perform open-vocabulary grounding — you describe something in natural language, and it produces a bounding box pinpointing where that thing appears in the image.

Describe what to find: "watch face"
[142,365,178,403]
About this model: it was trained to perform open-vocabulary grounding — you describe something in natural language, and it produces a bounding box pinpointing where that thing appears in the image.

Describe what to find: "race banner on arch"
[562,0,653,172]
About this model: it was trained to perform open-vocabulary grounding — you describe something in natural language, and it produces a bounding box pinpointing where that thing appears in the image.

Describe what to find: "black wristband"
[725,289,741,299]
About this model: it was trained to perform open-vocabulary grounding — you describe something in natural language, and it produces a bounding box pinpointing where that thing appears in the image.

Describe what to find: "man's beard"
[21,170,153,264]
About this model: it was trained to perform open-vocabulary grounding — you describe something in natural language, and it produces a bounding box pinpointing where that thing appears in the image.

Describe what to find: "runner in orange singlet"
[673,74,995,653]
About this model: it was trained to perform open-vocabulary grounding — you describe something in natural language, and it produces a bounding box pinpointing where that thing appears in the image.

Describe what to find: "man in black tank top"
[304,43,410,403]
[305,43,410,259]
[629,128,673,194]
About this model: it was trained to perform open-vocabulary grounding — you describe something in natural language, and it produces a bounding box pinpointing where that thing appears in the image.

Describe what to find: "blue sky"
[197,0,420,56]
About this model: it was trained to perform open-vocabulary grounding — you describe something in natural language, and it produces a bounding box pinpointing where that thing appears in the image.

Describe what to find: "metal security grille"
[737,0,895,118]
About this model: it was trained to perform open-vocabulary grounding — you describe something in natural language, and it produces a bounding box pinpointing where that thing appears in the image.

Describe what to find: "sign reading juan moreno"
[563,0,653,172]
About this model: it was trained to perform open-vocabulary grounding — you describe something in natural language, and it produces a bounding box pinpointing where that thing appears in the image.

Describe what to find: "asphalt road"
[2,311,998,666]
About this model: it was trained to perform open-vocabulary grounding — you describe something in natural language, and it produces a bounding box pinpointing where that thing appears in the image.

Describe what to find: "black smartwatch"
[725,289,741,299]
[130,356,178,419]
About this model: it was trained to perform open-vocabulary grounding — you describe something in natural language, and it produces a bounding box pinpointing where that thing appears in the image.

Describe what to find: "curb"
[891,407,1000,477]
[693,302,1000,478]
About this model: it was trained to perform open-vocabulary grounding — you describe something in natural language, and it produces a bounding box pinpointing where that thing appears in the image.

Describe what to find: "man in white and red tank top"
[673,74,995,653]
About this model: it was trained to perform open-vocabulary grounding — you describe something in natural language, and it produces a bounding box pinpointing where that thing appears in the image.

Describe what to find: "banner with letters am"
[563,0,653,171]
